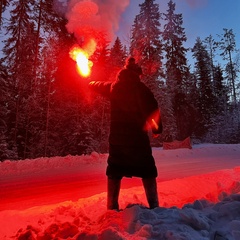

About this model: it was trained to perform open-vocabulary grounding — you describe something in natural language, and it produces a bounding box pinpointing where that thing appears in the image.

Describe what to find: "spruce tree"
[90,36,111,152]
[130,0,163,97]
[204,64,231,143]
[0,0,9,28]
[1,0,74,159]
[0,64,18,160]
[0,65,7,160]
[203,35,217,85]
[108,37,127,79]
[213,65,228,112]
[33,0,75,157]
[162,0,191,140]
[28,0,75,158]
[192,37,217,139]
[2,0,38,158]
[163,0,189,92]
[217,29,238,103]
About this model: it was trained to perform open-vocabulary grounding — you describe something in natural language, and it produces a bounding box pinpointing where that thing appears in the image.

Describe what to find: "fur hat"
[125,57,142,76]
[126,57,135,65]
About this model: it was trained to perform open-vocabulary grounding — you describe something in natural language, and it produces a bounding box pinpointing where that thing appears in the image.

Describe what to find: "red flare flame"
[69,43,95,78]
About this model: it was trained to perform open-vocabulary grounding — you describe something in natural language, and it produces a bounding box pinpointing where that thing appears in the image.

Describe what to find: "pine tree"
[217,29,238,103]
[108,37,127,79]
[203,64,231,143]
[0,0,9,28]
[162,0,191,140]
[203,35,218,89]
[90,35,111,152]
[47,32,110,156]
[163,0,189,93]
[213,65,228,111]
[0,64,18,160]
[29,0,75,158]
[0,65,8,160]
[192,37,217,139]
[130,0,163,97]
[217,28,240,143]
[1,0,72,159]
[90,34,110,81]
[2,0,38,158]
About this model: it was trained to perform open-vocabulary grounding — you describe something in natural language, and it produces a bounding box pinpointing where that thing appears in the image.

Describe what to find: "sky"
[117,0,240,66]
[1,0,239,70]
[1,1,239,61]
[1,144,240,239]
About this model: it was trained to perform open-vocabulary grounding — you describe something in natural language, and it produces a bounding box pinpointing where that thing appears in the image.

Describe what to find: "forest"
[0,0,239,161]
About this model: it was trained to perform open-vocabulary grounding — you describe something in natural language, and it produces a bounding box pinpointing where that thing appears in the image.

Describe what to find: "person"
[89,57,162,210]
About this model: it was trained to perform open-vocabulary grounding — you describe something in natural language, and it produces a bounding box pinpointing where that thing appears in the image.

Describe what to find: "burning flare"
[69,45,93,77]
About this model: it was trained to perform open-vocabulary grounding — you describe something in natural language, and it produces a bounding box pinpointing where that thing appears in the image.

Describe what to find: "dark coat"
[89,68,162,179]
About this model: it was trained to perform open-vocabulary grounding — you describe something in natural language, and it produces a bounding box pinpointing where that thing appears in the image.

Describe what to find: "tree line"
[0,0,239,161]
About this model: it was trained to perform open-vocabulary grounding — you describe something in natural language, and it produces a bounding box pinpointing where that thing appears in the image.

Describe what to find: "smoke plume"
[185,0,208,8]
[54,0,130,45]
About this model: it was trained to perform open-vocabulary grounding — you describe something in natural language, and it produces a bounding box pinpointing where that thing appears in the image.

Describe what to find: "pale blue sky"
[117,0,240,67]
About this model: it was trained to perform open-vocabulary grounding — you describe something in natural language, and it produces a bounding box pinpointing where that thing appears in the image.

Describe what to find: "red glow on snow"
[1,145,240,239]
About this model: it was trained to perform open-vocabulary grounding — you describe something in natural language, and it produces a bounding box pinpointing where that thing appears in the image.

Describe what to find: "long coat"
[89,68,162,179]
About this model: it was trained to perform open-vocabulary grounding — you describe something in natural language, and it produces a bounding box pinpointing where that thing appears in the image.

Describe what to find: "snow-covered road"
[1,144,240,211]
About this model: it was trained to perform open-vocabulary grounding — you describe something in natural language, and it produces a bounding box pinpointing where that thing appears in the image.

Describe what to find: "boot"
[107,178,121,210]
[142,177,159,209]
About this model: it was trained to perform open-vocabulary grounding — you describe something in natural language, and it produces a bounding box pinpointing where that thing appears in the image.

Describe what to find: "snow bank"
[1,167,240,239]
[1,152,107,179]
[1,144,240,239]
[2,189,240,239]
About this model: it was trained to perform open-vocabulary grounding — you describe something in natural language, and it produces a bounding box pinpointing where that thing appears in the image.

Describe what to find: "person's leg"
[142,177,159,209]
[107,177,121,210]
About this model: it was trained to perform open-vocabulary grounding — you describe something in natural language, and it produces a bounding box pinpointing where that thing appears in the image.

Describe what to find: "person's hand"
[89,81,95,86]
[152,133,160,138]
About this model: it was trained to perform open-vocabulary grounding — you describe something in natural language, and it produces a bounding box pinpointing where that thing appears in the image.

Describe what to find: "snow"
[1,144,240,240]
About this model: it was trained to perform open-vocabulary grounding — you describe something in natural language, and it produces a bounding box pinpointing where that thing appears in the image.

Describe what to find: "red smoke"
[185,0,208,8]
[64,0,130,45]
[54,0,130,77]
